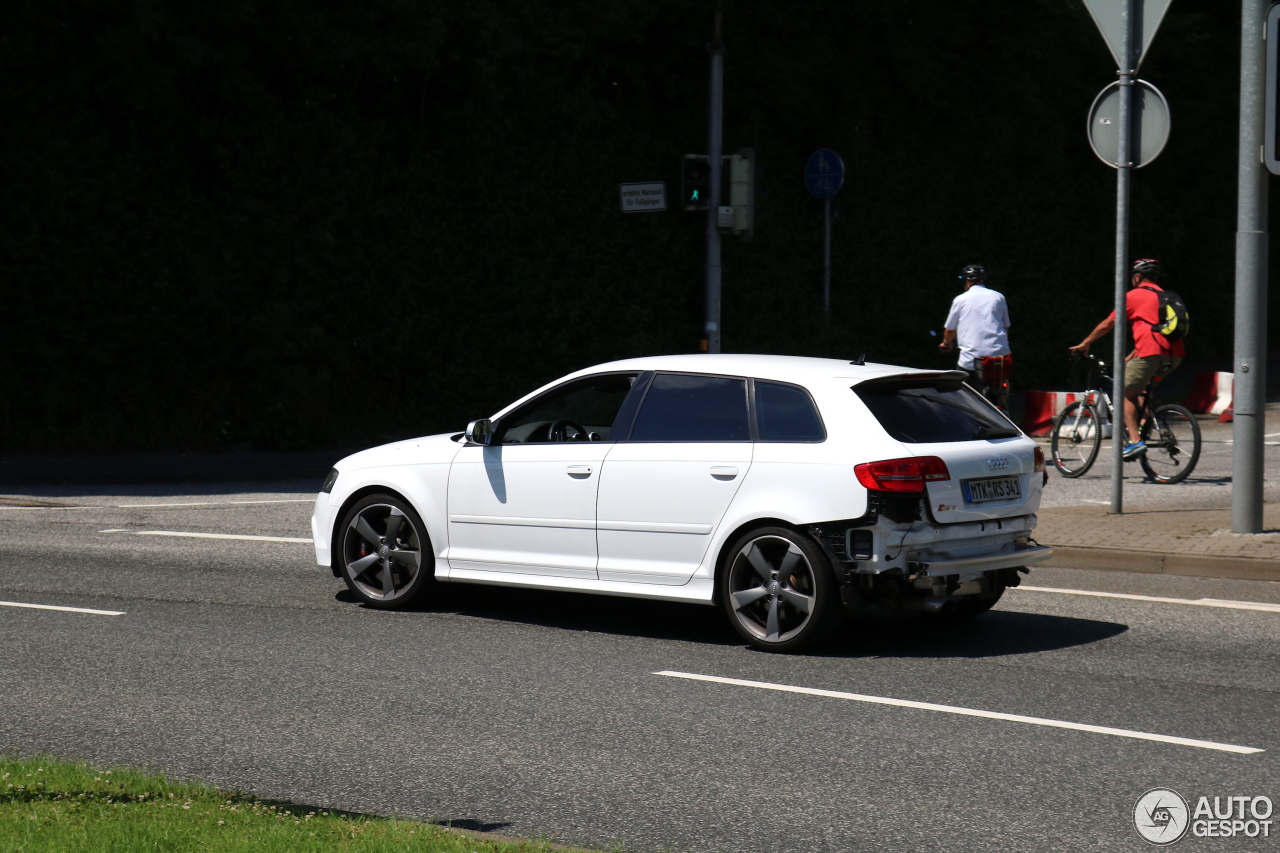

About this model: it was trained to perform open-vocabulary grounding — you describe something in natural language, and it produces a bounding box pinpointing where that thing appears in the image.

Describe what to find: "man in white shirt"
[939,264,1012,403]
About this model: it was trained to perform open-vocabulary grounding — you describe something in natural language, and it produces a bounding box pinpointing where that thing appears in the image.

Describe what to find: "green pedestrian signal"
[681,155,710,211]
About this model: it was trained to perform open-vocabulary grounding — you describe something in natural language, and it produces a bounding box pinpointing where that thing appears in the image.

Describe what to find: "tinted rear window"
[631,374,750,441]
[854,380,1019,443]
[755,380,825,442]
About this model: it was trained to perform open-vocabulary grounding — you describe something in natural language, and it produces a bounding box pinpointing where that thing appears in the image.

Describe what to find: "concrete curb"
[0,451,350,485]
[1044,545,1280,583]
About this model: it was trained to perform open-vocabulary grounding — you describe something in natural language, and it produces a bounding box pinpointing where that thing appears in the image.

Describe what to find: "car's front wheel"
[338,494,434,609]
[720,527,842,653]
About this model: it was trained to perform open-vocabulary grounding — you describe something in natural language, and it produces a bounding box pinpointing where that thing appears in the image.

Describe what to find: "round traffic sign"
[1087,79,1171,169]
[805,149,845,199]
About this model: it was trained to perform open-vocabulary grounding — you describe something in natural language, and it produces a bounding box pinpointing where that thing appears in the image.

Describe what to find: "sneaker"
[1123,441,1147,460]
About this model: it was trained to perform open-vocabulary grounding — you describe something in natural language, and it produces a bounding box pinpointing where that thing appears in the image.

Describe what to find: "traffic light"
[681,155,710,211]
[727,148,754,241]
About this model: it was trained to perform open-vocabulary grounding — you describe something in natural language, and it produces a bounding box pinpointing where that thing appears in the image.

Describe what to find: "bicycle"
[932,334,1011,411]
[1049,353,1201,483]
[971,354,1012,411]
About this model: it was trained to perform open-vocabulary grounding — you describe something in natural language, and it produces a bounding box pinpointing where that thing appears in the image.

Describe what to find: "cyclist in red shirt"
[1069,259,1185,459]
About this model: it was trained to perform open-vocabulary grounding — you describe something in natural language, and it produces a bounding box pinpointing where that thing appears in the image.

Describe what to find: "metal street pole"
[1110,0,1134,515]
[1233,0,1269,533]
[705,14,724,354]
[823,198,831,313]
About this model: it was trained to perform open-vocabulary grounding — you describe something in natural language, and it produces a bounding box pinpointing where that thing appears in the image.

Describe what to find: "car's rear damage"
[809,500,1051,616]
[810,371,1055,617]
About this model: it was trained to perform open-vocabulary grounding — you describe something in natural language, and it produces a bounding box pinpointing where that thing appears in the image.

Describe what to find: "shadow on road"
[435,818,515,833]
[820,607,1129,659]
[339,586,1128,657]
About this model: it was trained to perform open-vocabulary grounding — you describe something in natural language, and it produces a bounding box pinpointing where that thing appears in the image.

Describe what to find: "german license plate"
[962,476,1022,503]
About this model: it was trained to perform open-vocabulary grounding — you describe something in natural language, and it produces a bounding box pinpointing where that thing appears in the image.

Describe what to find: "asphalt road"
[1,484,1279,852]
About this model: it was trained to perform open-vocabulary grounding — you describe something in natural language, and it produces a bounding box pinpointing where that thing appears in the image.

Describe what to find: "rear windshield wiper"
[974,425,1021,439]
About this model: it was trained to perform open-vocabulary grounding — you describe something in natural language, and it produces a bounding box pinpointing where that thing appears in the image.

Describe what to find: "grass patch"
[0,756,595,853]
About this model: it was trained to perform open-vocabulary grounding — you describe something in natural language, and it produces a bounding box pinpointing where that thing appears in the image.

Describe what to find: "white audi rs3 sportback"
[312,354,1052,652]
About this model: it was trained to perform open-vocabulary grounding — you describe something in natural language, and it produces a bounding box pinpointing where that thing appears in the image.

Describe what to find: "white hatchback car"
[312,354,1052,652]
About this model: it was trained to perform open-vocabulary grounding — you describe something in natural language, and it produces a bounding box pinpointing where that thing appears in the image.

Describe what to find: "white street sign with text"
[620,182,667,213]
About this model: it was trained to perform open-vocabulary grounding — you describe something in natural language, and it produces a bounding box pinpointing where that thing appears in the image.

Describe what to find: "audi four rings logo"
[986,457,1010,471]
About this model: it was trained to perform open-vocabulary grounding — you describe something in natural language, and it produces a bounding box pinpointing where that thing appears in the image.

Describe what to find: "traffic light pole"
[1233,0,1269,533]
[705,14,724,354]
[1109,0,1133,515]
[823,198,832,313]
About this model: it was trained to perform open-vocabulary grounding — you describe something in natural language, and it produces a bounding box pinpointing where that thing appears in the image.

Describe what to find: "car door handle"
[567,465,593,479]
[710,466,738,480]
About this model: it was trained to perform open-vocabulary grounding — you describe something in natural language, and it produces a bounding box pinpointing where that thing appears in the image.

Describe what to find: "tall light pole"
[705,13,724,354]
[1109,0,1135,514]
[1234,0,1269,533]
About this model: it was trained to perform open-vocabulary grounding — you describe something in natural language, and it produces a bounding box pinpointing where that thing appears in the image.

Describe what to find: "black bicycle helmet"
[959,264,986,281]
[1132,258,1162,282]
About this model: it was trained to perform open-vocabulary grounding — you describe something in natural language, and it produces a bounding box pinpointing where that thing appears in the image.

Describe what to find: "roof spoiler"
[854,370,969,391]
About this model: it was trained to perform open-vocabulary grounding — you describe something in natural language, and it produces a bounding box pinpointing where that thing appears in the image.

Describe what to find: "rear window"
[854,379,1020,443]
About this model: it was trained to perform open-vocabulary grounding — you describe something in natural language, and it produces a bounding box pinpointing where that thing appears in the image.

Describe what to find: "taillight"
[854,456,951,493]
[1033,445,1045,473]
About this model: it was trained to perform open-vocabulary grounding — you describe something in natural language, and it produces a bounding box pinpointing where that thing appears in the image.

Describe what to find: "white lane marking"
[1014,585,1280,613]
[101,530,311,544]
[655,671,1263,755]
[0,600,124,616]
[116,499,314,508]
[1082,499,1111,504]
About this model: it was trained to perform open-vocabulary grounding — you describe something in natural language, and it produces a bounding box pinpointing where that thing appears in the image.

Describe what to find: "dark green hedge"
[0,0,1264,451]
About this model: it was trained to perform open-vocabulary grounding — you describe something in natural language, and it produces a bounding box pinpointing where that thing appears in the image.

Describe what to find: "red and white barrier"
[1023,390,1082,437]
[1183,371,1233,416]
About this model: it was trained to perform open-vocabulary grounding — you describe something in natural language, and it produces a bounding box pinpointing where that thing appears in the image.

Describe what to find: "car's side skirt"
[441,568,717,605]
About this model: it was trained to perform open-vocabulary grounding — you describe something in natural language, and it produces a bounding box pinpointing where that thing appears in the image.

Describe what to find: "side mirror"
[464,419,494,446]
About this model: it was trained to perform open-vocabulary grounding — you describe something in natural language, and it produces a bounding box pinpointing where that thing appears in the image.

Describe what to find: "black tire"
[337,494,435,609]
[1139,404,1201,484]
[1050,401,1102,478]
[719,526,842,653]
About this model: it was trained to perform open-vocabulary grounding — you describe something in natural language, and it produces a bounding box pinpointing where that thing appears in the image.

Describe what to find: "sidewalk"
[0,451,345,485]
[1035,504,1280,582]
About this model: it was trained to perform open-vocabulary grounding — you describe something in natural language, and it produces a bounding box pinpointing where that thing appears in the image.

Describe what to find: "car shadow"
[421,584,740,647]
[346,585,1128,658]
[818,607,1129,659]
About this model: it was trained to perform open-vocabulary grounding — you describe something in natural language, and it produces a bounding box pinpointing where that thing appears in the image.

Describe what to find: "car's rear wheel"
[338,494,434,609]
[720,527,841,653]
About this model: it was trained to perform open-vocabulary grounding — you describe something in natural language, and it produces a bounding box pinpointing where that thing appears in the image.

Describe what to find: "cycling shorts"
[1124,355,1181,393]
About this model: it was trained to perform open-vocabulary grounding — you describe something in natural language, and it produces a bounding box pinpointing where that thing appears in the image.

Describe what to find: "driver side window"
[496,373,639,443]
